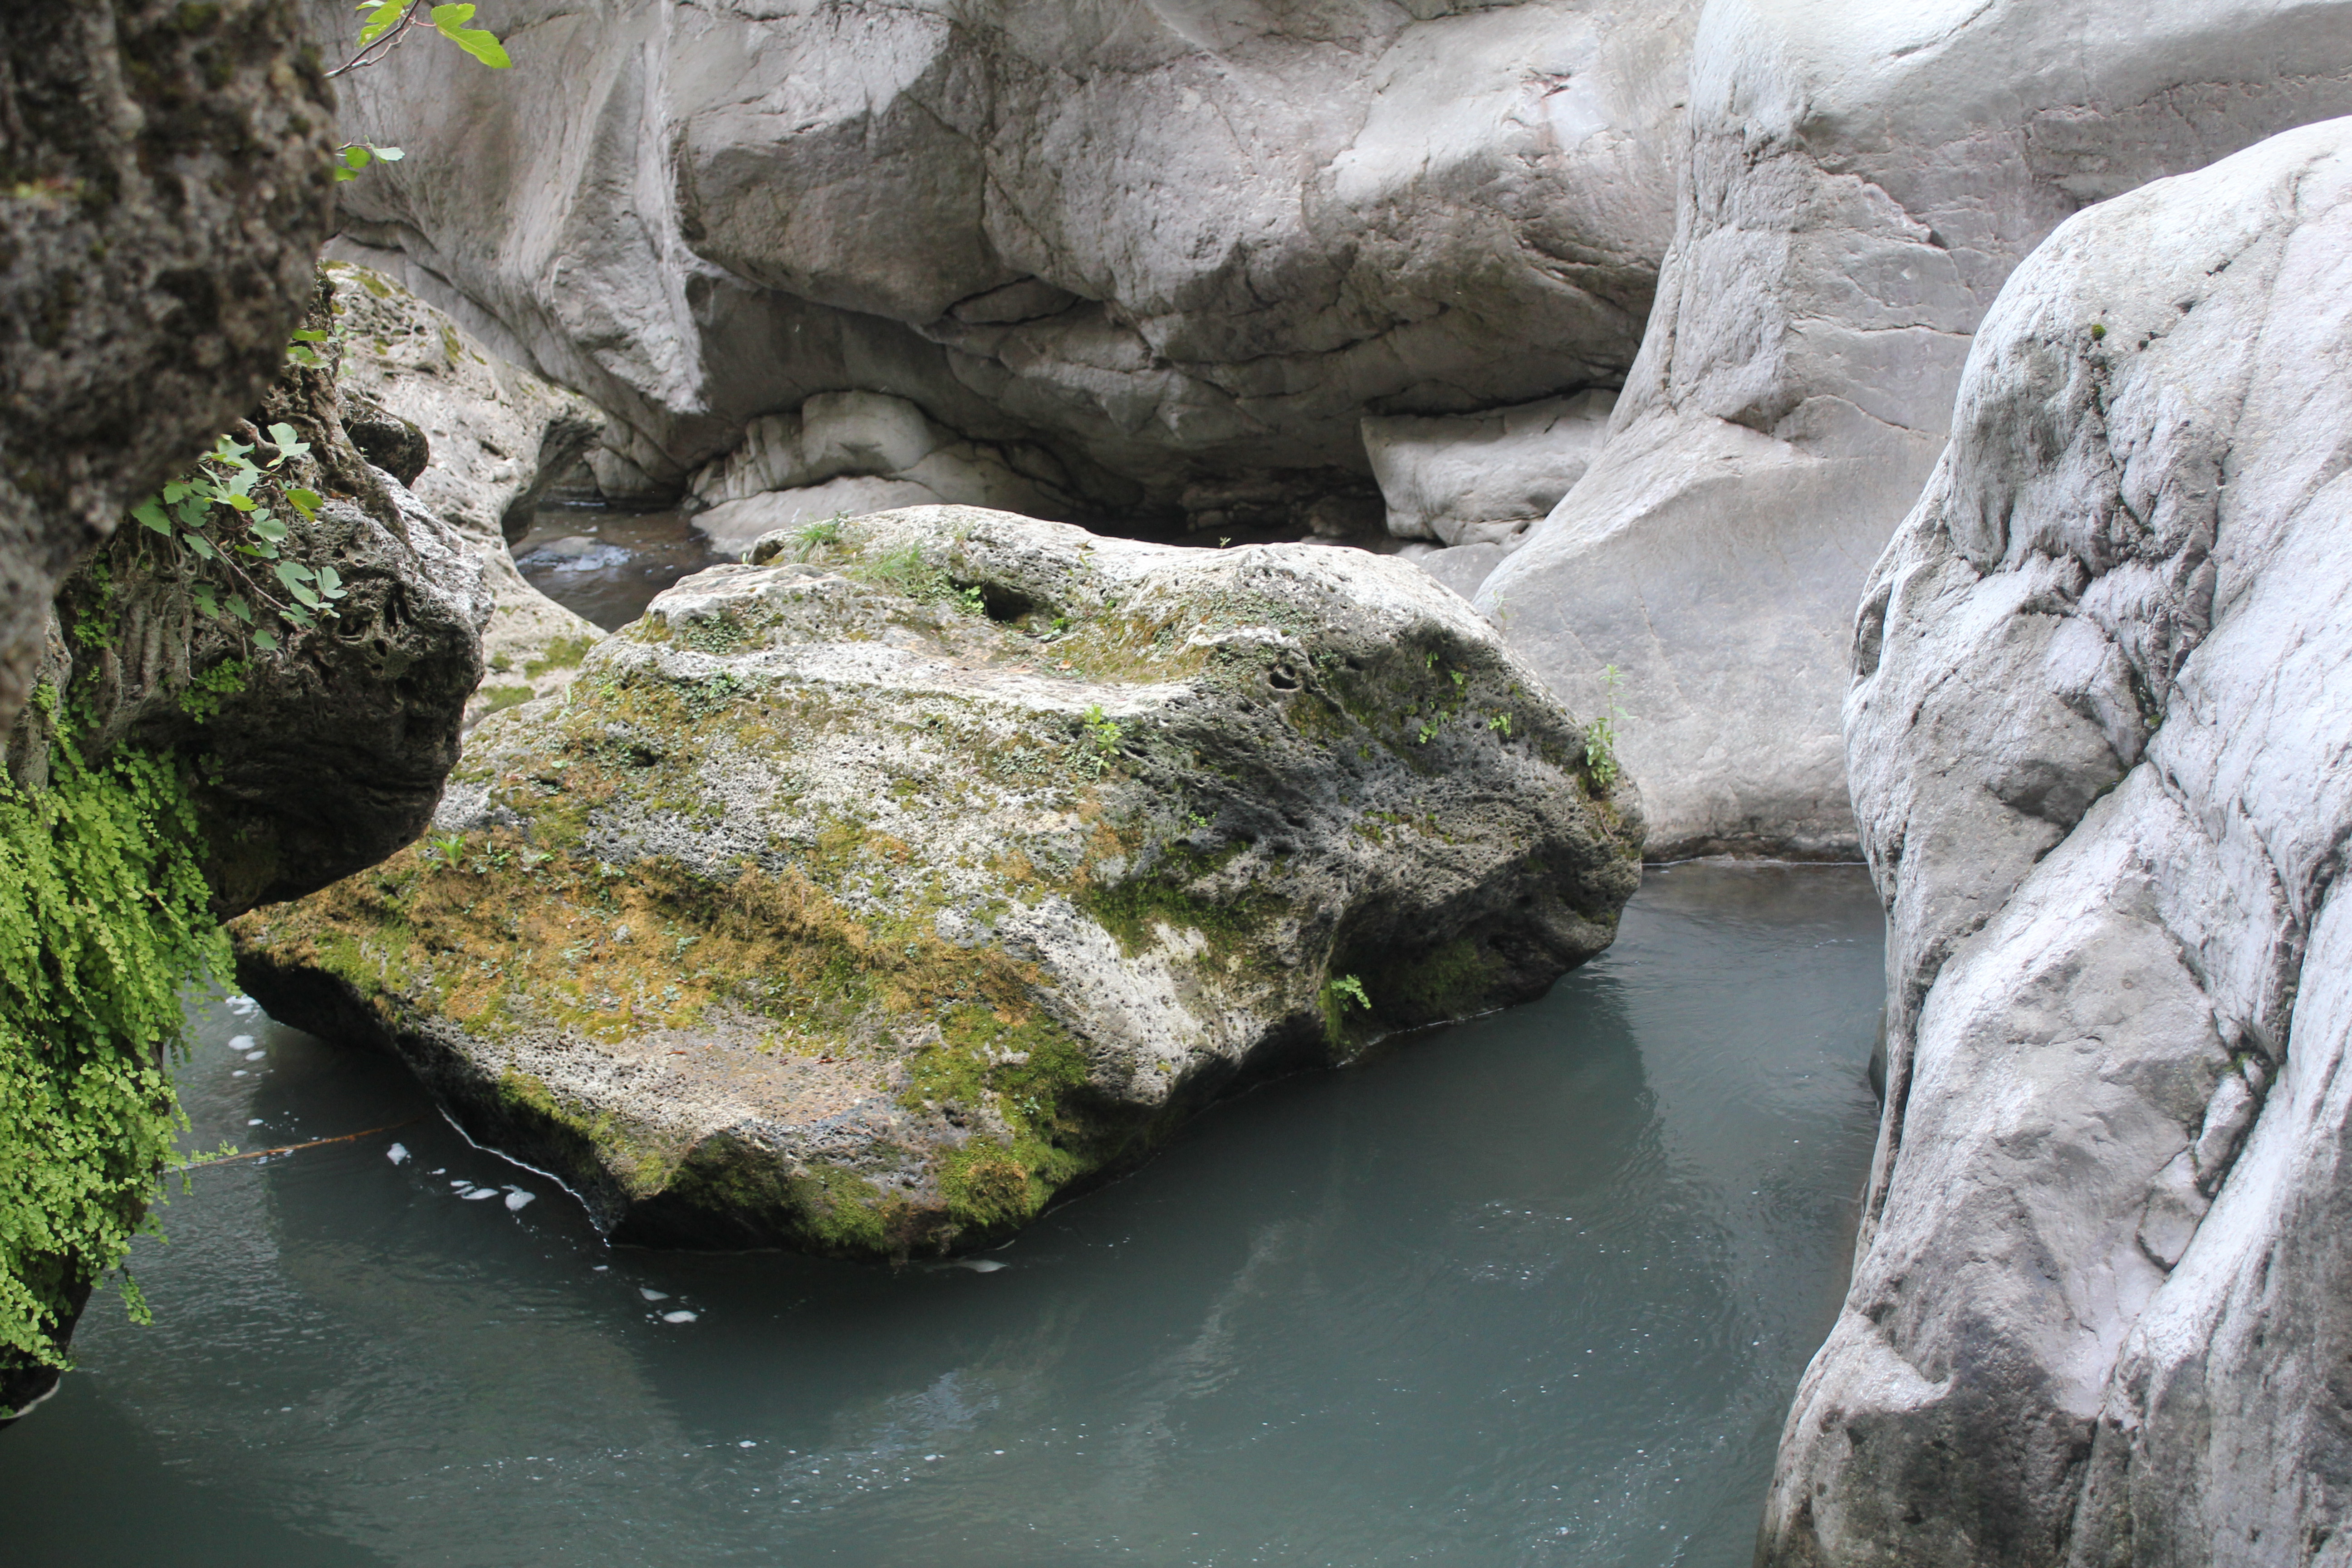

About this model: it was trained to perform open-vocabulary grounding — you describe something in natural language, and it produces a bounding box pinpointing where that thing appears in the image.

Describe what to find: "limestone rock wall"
[1759,118,2352,1568]
[321,261,607,724]
[1477,0,2352,858]
[310,0,1696,517]
[0,0,338,736]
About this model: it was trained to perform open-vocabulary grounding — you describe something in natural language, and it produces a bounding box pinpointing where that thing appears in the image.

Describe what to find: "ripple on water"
[0,863,1883,1568]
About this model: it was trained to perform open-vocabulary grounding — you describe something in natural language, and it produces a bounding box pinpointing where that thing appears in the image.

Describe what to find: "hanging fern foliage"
[0,691,225,1380]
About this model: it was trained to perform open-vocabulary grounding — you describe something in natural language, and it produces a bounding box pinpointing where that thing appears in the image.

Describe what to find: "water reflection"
[0,865,1882,1567]
[512,504,720,631]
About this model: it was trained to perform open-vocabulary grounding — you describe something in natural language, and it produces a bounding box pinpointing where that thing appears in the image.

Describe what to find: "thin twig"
[325,2,432,79]
[173,1114,425,1171]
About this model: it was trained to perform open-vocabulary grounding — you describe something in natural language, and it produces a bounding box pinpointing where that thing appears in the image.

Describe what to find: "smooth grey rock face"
[1365,390,1616,546]
[322,262,608,725]
[1478,0,2352,859]
[1759,118,2352,1568]
[686,390,1078,555]
[0,0,337,738]
[233,505,1642,1257]
[310,0,1695,509]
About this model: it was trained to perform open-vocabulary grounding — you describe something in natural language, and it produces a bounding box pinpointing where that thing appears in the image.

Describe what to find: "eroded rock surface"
[0,0,336,736]
[1759,118,2352,1568]
[233,506,1641,1258]
[323,261,607,725]
[312,0,1694,515]
[1479,0,2352,858]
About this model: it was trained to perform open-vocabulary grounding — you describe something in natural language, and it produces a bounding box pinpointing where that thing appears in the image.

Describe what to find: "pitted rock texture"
[311,0,1695,512]
[320,261,608,726]
[0,0,337,738]
[232,506,1642,1258]
[324,261,603,548]
[1478,0,2352,859]
[1759,119,2352,1568]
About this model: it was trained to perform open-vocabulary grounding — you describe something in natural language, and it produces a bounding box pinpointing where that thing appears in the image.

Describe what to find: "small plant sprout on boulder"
[233,507,1642,1259]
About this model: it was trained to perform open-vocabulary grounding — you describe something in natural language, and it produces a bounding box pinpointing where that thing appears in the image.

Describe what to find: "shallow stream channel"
[0,863,1882,1566]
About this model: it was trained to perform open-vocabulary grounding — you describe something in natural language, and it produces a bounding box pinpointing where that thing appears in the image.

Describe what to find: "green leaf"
[190,584,219,619]
[315,565,346,598]
[355,0,406,47]
[132,501,171,536]
[333,166,358,185]
[342,145,372,172]
[222,493,257,514]
[250,516,290,544]
[289,583,323,610]
[172,495,209,529]
[372,145,406,162]
[274,561,318,593]
[160,480,193,504]
[225,595,254,626]
[290,329,328,343]
[253,627,280,652]
[431,4,512,67]
[181,533,218,562]
[286,489,322,521]
[265,423,311,465]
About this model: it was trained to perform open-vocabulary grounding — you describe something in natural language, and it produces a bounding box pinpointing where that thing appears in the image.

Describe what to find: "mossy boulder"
[232,506,1642,1258]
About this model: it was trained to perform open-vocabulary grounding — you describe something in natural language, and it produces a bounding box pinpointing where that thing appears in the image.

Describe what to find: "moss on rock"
[236,506,1644,1259]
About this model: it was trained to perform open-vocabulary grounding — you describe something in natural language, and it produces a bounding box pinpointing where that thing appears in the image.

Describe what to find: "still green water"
[0,864,1882,1568]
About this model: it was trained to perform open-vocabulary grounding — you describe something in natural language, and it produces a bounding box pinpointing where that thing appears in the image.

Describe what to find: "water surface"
[513,505,720,630]
[0,865,1882,1567]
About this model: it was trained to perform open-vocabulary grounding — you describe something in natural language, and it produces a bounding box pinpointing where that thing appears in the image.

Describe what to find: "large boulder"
[310,0,1695,516]
[1477,0,2352,858]
[1759,119,2352,1567]
[232,506,1642,1257]
[0,0,336,737]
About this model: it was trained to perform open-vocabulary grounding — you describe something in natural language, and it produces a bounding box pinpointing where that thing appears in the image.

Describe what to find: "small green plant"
[794,516,845,560]
[327,4,514,183]
[1318,972,1372,1044]
[420,831,469,867]
[956,584,988,617]
[127,428,348,651]
[1079,705,1124,776]
[1584,665,1628,791]
[1488,711,1513,737]
[176,659,249,724]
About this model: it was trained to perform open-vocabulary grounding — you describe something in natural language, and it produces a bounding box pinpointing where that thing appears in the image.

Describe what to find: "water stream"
[0,864,1882,1567]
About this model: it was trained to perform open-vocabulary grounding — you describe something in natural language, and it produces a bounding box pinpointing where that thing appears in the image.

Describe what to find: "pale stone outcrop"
[1366,390,1615,546]
[686,390,1077,557]
[310,0,1697,515]
[234,506,1641,1258]
[1478,0,2352,858]
[323,262,607,725]
[1758,119,2352,1568]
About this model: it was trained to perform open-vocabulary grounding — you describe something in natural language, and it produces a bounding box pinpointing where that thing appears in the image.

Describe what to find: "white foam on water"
[952,1259,1007,1274]
[662,1311,698,1324]
[639,1288,670,1301]
[505,1191,534,1210]
[228,1035,255,1051]
[387,1143,410,1166]
[463,1189,500,1200]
